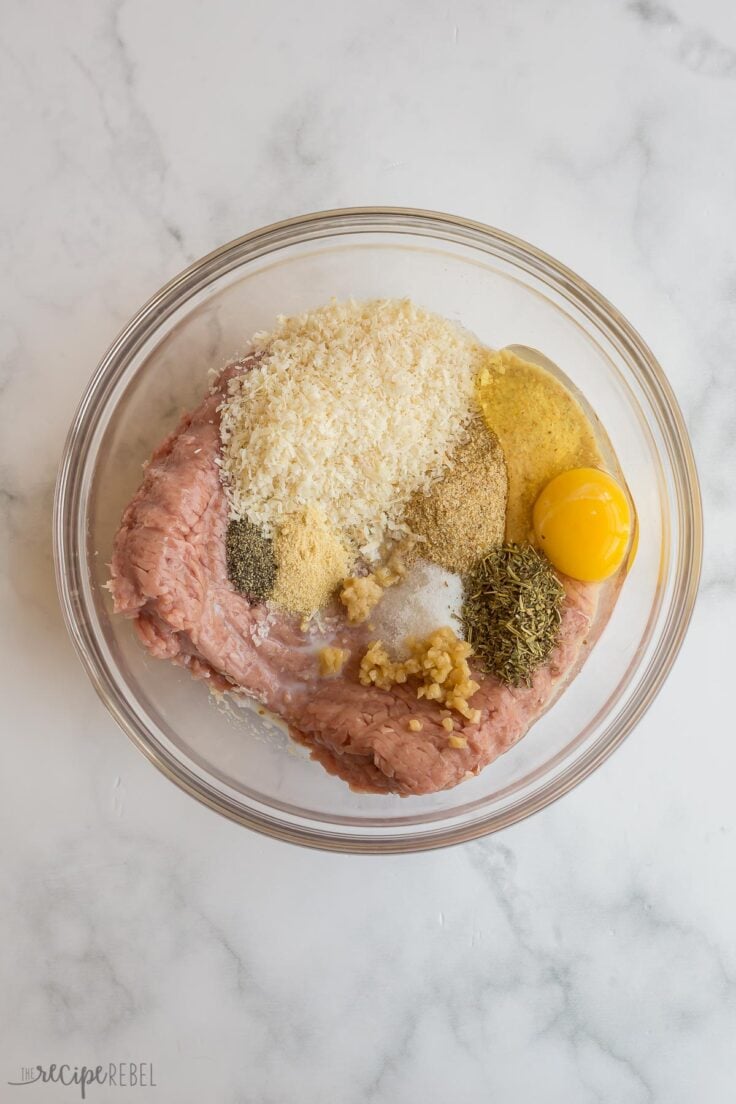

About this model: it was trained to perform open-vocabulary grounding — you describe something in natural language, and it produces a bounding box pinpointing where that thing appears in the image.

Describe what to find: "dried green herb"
[462,543,565,687]
[226,517,276,602]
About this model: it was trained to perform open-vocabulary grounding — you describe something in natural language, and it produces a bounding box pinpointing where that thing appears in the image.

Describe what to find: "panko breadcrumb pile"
[218,298,484,558]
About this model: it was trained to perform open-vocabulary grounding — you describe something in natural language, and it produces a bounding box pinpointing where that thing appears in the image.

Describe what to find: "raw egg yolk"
[533,468,632,582]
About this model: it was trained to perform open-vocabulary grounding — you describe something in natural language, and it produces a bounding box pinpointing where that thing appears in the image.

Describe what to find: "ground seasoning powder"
[271,506,351,617]
[404,415,507,573]
[226,517,277,601]
[462,543,565,686]
[475,349,602,543]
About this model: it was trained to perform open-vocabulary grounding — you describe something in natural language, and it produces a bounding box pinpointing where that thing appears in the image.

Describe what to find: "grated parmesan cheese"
[218,299,484,557]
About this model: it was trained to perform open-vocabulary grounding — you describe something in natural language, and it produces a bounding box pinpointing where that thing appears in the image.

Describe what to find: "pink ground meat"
[109,366,597,796]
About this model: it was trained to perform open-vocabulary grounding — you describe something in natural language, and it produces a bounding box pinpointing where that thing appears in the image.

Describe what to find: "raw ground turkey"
[109,362,597,796]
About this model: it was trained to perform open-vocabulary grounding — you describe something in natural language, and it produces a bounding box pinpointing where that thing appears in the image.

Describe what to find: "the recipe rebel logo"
[7,1063,156,1098]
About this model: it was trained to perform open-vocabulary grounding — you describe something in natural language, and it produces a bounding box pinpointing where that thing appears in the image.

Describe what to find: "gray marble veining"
[1,0,734,1100]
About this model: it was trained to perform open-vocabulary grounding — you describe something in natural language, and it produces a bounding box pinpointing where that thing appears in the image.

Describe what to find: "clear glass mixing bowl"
[53,209,702,852]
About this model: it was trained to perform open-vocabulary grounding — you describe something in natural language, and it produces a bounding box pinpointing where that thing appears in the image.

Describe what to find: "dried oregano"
[462,543,565,686]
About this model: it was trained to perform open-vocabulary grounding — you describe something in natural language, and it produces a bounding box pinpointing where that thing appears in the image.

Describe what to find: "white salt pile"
[369,560,464,657]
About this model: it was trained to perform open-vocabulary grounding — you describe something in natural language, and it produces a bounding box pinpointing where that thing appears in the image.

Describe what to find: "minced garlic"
[448,735,468,749]
[340,574,384,623]
[340,544,410,623]
[318,646,350,677]
[358,627,481,722]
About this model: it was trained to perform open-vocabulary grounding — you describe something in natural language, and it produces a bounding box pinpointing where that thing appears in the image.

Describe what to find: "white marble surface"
[0,0,734,1100]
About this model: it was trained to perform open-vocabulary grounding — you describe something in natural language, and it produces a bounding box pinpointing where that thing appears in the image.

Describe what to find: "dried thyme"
[226,517,276,602]
[462,543,565,686]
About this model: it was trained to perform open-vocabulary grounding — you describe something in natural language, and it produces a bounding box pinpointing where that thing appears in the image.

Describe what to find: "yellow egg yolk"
[533,468,632,582]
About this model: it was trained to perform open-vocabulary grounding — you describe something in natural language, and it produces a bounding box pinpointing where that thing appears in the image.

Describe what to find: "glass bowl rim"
[53,206,703,853]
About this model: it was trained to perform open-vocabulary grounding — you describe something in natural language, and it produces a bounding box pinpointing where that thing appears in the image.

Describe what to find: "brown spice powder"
[404,415,507,574]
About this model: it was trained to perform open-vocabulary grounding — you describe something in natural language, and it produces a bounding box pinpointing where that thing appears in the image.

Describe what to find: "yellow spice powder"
[476,349,603,543]
[271,506,351,616]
